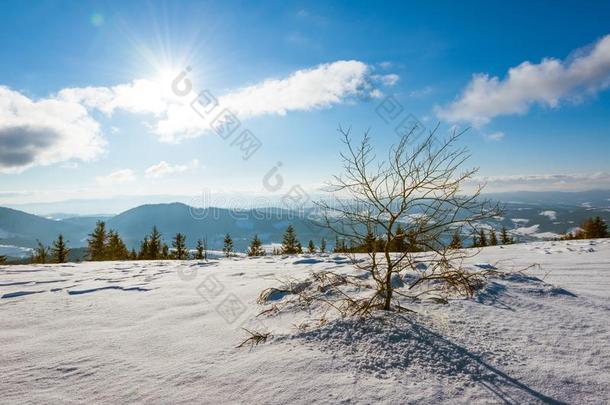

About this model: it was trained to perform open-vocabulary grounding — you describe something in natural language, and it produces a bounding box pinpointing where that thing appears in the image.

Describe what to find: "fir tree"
[51,234,70,263]
[138,237,150,259]
[333,237,347,253]
[490,229,498,246]
[281,225,300,254]
[319,238,326,253]
[106,230,129,260]
[471,233,479,248]
[501,226,511,244]
[172,233,188,260]
[392,224,406,252]
[195,239,205,260]
[223,233,234,257]
[581,216,609,239]
[478,229,488,247]
[296,240,303,254]
[307,240,316,253]
[129,249,137,260]
[449,231,462,249]
[247,234,265,256]
[333,236,341,253]
[33,240,49,264]
[363,227,377,253]
[148,226,163,260]
[162,243,170,259]
[87,221,107,261]
[406,231,420,252]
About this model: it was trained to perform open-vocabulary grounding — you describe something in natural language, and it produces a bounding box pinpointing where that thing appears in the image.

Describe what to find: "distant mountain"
[484,190,610,207]
[2,190,610,254]
[106,203,330,250]
[0,203,331,252]
[0,207,91,248]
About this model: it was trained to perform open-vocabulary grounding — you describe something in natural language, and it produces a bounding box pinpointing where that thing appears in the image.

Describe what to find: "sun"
[153,67,182,90]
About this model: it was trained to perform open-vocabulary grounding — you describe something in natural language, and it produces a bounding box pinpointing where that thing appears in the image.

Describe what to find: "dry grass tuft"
[237,328,272,349]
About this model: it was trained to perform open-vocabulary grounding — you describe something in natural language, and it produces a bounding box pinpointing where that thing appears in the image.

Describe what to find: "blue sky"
[1,0,610,208]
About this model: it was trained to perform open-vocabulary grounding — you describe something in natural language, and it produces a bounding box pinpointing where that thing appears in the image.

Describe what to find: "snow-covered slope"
[1,240,609,404]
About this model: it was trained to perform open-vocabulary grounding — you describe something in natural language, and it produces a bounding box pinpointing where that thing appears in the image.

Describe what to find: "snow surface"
[539,210,558,220]
[1,239,610,404]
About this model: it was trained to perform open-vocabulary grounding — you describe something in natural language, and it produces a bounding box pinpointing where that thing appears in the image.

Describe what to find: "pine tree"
[106,230,129,260]
[281,225,300,254]
[129,249,137,260]
[247,234,265,256]
[595,217,609,238]
[51,234,70,263]
[87,221,107,261]
[406,231,420,252]
[490,229,498,246]
[500,226,512,244]
[296,240,303,254]
[319,238,326,253]
[148,226,162,260]
[363,228,377,253]
[581,216,609,239]
[471,232,479,248]
[138,237,150,259]
[223,233,234,257]
[195,239,205,260]
[449,231,462,249]
[392,224,406,252]
[307,240,316,253]
[172,233,188,260]
[162,243,170,259]
[333,237,347,253]
[333,236,341,253]
[0,255,6,264]
[478,229,488,247]
[33,240,49,264]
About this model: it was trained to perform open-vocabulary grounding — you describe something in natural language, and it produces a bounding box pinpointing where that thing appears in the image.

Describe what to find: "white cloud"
[471,172,610,192]
[372,73,399,86]
[1,60,399,170]
[96,169,136,186]
[153,60,398,142]
[60,162,79,169]
[58,78,177,116]
[437,34,610,126]
[218,60,390,118]
[56,60,398,144]
[483,131,505,141]
[409,86,433,98]
[145,159,199,178]
[0,86,106,173]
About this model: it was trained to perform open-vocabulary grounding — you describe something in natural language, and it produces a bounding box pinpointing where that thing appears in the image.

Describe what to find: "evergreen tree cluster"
[470,226,513,248]
[88,221,131,261]
[31,234,71,264]
[86,221,209,261]
[243,225,327,256]
[563,216,609,240]
[331,224,421,254]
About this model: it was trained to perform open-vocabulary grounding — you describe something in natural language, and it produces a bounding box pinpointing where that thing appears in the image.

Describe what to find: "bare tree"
[314,124,501,313]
